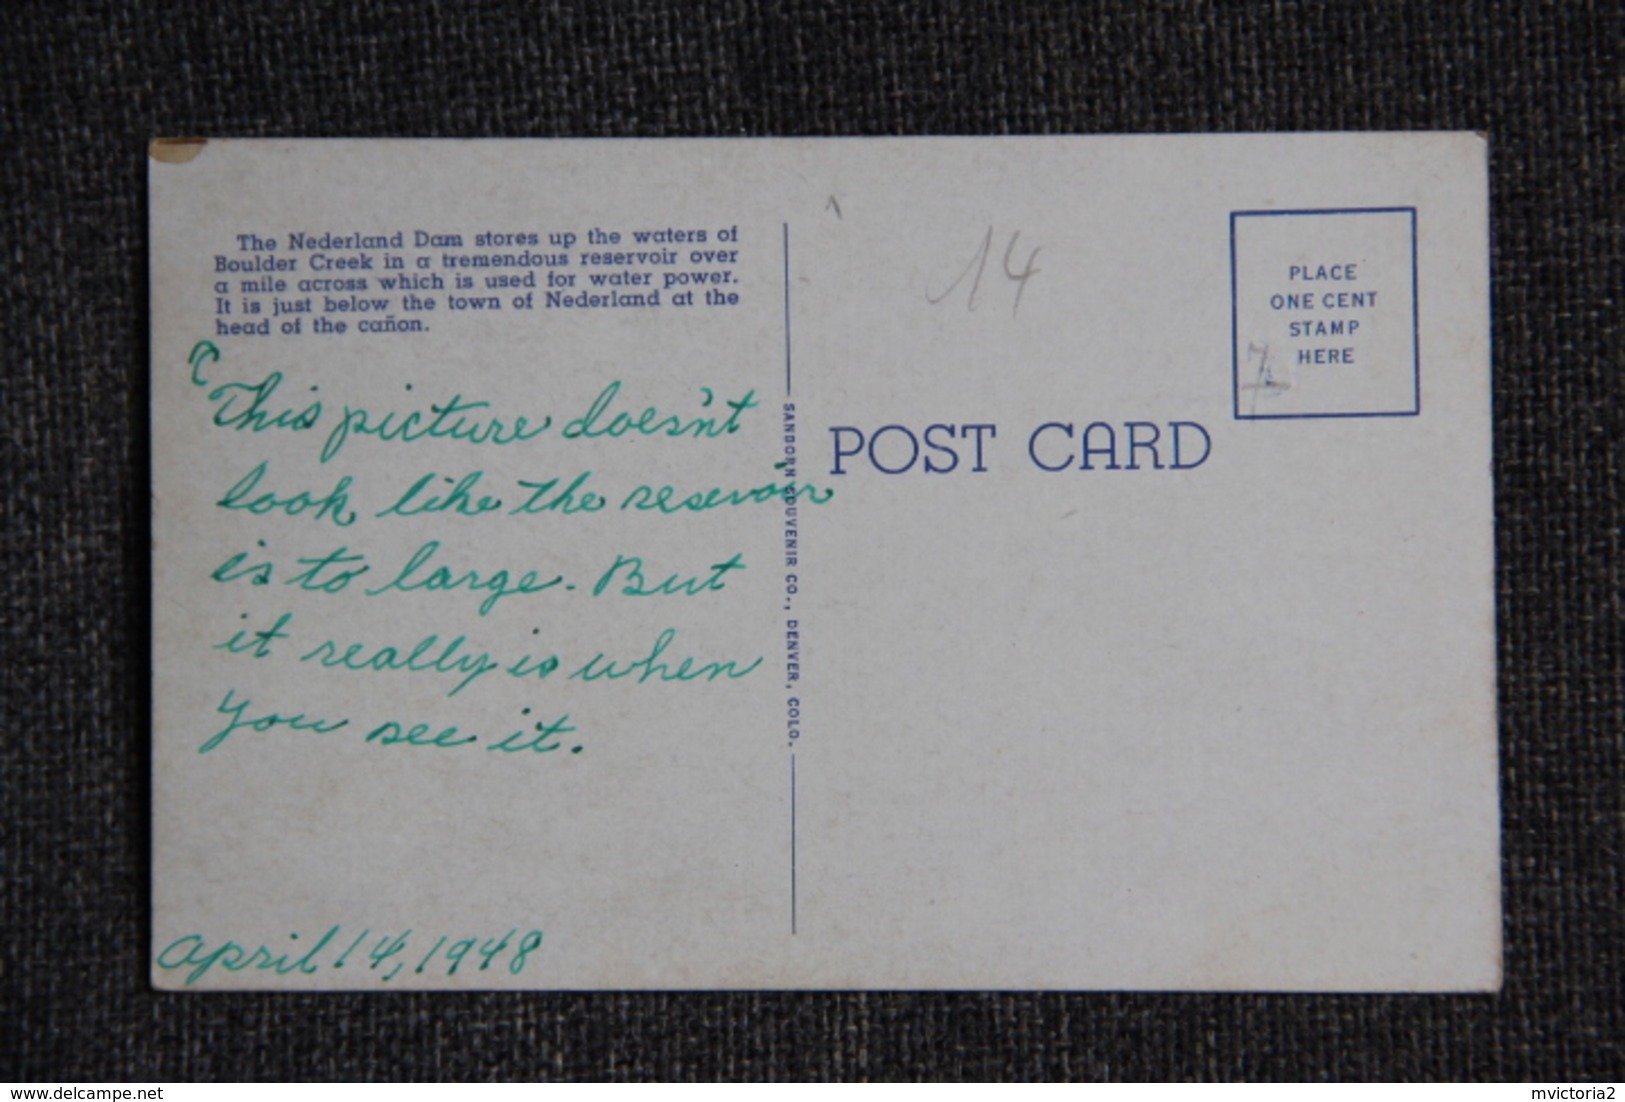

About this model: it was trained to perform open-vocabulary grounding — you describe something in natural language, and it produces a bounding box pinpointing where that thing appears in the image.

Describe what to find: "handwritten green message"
[156,924,544,985]
[184,338,830,761]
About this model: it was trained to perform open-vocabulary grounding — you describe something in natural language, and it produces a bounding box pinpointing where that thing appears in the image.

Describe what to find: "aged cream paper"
[150,135,1497,990]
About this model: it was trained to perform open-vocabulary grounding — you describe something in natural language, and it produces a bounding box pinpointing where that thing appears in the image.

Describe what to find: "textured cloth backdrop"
[3,0,1620,1082]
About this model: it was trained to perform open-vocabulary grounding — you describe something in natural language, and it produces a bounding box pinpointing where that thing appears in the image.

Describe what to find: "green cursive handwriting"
[562,382,758,441]
[363,540,565,615]
[200,688,348,753]
[570,627,763,685]
[321,394,550,463]
[217,460,358,527]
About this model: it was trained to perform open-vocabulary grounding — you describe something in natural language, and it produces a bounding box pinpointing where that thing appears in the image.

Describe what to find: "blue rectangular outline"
[1230,207,1420,421]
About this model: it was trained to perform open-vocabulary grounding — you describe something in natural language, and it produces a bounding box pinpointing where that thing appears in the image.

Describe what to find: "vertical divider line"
[783,222,798,935]
[790,753,798,936]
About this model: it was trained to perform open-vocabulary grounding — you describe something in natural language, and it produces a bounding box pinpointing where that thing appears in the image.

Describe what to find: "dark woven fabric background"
[3,0,1621,1082]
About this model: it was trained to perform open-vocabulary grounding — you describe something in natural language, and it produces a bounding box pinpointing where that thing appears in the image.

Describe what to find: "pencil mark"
[1240,341,1292,414]
[927,226,1041,316]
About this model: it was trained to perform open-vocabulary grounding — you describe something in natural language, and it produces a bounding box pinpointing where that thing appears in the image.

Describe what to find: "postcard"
[149,135,1497,990]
